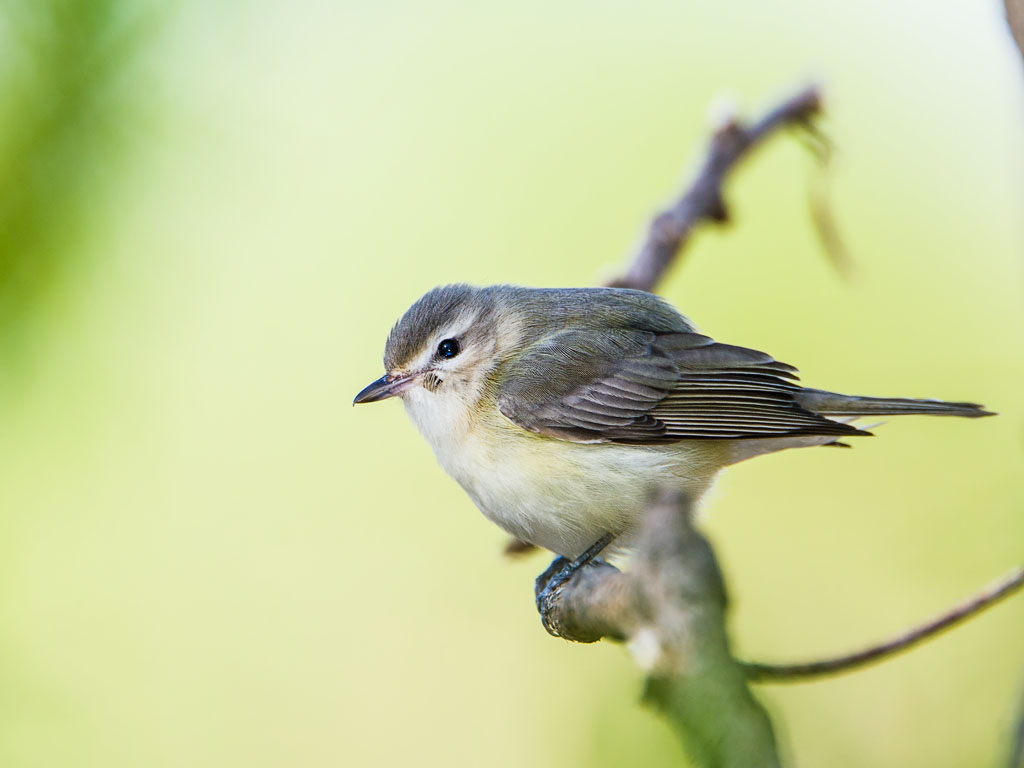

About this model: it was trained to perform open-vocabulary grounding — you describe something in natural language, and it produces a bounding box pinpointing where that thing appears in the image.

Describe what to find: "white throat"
[401,385,478,457]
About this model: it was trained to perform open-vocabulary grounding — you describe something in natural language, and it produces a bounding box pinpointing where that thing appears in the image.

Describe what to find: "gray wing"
[497,329,866,443]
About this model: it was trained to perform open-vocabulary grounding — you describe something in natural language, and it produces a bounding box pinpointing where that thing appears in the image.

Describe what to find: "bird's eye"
[437,338,460,359]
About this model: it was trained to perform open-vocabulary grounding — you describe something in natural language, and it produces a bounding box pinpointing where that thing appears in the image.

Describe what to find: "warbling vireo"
[354,284,991,560]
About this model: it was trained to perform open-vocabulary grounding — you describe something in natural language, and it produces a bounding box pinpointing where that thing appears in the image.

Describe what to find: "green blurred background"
[0,1,1022,766]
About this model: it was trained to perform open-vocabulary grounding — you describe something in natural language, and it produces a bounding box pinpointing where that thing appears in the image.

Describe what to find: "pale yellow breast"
[404,387,728,556]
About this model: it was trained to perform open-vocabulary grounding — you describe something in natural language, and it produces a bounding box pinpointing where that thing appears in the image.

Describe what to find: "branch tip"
[744,566,1024,683]
[610,83,824,293]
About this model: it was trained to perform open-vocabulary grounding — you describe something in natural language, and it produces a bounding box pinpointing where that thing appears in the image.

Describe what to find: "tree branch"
[537,82,1021,764]
[542,490,781,767]
[1006,0,1024,64]
[608,85,822,293]
[744,566,1024,682]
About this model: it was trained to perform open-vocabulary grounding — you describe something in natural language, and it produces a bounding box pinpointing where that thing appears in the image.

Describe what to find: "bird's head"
[353,284,513,409]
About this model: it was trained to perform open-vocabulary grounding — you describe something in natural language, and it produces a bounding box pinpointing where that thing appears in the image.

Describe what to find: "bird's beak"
[353,372,417,405]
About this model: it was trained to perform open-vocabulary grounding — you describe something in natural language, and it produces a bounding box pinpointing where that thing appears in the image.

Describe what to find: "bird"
[354,284,992,562]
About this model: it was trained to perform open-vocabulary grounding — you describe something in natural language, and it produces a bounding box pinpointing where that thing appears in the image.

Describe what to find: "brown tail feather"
[795,389,994,418]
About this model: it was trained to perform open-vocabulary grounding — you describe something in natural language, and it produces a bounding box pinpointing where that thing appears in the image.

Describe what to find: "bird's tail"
[795,388,994,418]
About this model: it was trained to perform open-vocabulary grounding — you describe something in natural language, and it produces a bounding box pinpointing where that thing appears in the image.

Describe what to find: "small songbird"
[354,284,991,560]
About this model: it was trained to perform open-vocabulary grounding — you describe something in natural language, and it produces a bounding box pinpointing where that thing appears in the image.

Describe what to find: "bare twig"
[796,123,854,279]
[743,566,1024,682]
[609,85,822,293]
[540,490,781,767]
[1006,0,1024,63]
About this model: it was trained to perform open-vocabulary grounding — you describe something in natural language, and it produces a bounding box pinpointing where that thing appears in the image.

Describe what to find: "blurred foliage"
[0,0,157,355]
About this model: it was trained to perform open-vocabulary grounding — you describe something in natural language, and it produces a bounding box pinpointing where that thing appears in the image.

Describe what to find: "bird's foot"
[535,533,614,637]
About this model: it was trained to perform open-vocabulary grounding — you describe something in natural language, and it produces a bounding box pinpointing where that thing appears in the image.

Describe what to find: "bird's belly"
[436,427,722,557]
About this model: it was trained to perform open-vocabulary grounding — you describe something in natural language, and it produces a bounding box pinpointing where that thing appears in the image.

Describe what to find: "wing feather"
[497,329,866,443]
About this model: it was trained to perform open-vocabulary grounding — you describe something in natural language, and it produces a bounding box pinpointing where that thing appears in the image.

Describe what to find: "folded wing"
[497,329,866,444]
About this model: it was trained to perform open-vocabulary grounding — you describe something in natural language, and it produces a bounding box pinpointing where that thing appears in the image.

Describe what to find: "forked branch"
[540,491,782,767]
[536,83,1023,765]
[545,555,1024,684]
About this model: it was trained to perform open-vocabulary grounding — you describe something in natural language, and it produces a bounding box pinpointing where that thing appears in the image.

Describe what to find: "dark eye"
[437,338,460,359]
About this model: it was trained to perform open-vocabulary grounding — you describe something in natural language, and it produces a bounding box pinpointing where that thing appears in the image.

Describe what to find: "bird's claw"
[534,533,614,637]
